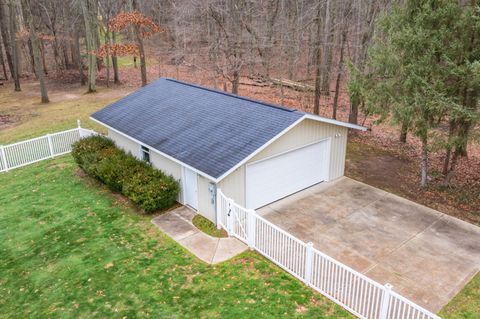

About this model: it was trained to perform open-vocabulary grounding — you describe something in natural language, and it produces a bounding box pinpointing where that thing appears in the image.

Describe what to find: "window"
[141,145,150,163]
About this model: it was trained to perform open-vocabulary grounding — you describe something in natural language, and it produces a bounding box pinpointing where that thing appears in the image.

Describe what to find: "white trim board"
[303,114,367,131]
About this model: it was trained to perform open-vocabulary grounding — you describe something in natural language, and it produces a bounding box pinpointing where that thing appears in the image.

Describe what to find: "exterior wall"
[107,120,348,221]
[150,152,183,202]
[197,175,216,222]
[108,129,141,158]
[218,165,246,206]
[249,119,348,180]
[108,129,185,203]
[219,119,349,206]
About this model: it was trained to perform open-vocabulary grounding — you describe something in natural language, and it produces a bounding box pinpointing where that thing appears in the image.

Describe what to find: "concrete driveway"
[258,177,480,312]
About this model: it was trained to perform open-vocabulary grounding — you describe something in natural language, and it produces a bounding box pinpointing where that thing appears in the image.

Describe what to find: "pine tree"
[351,0,480,187]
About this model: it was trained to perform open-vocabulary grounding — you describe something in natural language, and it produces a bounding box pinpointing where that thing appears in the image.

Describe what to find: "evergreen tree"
[351,0,480,187]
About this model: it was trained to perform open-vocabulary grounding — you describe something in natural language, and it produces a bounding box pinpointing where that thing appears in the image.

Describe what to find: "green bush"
[72,136,180,213]
[71,135,116,178]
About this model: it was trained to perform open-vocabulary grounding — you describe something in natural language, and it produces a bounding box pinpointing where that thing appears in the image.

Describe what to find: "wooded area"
[0,0,478,191]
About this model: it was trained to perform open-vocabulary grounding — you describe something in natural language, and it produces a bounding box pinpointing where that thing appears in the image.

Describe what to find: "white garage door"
[246,139,330,209]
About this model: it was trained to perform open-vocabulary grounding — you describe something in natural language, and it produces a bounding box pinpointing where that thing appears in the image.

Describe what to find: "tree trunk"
[332,31,346,120]
[104,30,110,87]
[51,33,63,69]
[348,101,358,124]
[62,41,70,69]
[9,1,20,91]
[40,39,48,75]
[313,3,322,115]
[25,1,48,103]
[80,0,97,93]
[111,31,119,84]
[0,1,13,79]
[320,0,332,96]
[443,151,459,185]
[132,0,147,87]
[399,121,408,143]
[420,135,428,187]
[443,89,477,185]
[231,70,239,94]
[27,39,35,74]
[74,27,86,86]
[136,35,147,86]
[0,38,7,79]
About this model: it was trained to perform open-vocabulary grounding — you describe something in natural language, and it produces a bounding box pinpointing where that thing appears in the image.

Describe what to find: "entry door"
[246,139,330,209]
[184,168,198,210]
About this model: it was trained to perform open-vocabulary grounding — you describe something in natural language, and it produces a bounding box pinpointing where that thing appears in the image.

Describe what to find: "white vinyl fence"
[216,189,441,319]
[0,122,96,172]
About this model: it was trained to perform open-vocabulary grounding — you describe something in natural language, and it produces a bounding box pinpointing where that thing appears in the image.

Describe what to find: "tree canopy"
[352,0,480,186]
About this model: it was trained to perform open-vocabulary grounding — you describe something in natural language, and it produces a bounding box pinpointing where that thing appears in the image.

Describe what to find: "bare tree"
[23,0,48,102]
[9,0,20,91]
[80,0,98,93]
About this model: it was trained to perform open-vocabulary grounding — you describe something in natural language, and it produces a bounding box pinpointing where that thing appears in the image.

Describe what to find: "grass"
[439,274,480,319]
[0,81,128,144]
[0,155,351,318]
[192,214,228,238]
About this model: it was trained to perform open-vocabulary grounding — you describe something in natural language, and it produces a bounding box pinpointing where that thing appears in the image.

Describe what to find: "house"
[91,78,366,222]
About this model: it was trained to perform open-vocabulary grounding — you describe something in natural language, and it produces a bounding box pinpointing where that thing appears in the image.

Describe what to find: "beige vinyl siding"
[197,175,216,222]
[150,152,183,202]
[218,165,246,206]
[248,119,348,180]
[219,119,348,206]
[108,129,141,158]
[108,129,185,203]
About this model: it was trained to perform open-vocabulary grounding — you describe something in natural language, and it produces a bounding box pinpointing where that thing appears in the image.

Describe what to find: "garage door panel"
[246,140,330,209]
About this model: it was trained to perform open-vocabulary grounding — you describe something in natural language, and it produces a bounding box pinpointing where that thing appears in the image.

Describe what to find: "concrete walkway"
[152,206,247,264]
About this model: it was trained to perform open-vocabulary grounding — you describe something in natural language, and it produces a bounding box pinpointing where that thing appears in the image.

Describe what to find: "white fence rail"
[216,189,441,319]
[0,123,96,172]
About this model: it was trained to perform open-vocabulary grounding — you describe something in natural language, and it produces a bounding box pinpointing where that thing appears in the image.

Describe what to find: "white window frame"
[140,145,150,163]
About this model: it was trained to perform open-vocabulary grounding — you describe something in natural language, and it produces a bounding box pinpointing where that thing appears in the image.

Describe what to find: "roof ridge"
[163,77,297,113]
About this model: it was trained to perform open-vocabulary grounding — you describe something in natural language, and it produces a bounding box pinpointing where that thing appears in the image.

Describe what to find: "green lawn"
[439,274,480,319]
[0,156,351,318]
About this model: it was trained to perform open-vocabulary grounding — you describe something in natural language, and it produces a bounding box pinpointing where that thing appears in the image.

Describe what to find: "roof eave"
[215,116,305,183]
[303,114,368,131]
[89,116,220,182]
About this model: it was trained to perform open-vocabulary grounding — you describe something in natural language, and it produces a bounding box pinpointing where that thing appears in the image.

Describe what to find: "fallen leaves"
[104,262,114,269]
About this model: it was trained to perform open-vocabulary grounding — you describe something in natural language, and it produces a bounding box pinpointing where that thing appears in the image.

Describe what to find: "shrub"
[72,136,180,213]
[71,135,116,178]
[123,171,179,213]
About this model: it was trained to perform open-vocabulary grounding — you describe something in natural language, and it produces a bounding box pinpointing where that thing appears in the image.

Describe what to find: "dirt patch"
[0,114,16,129]
[346,135,480,225]
[346,143,412,193]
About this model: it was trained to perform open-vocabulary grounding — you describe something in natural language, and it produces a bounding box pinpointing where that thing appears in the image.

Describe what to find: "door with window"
[184,167,198,210]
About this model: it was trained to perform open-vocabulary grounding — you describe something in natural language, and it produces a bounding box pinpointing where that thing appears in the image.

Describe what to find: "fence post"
[247,209,256,249]
[77,119,84,138]
[46,134,54,157]
[227,199,234,236]
[304,242,314,286]
[0,145,8,172]
[379,283,393,319]
[216,188,222,229]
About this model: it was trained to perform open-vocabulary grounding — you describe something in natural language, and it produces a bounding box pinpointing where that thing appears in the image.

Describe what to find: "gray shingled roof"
[91,78,304,179]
